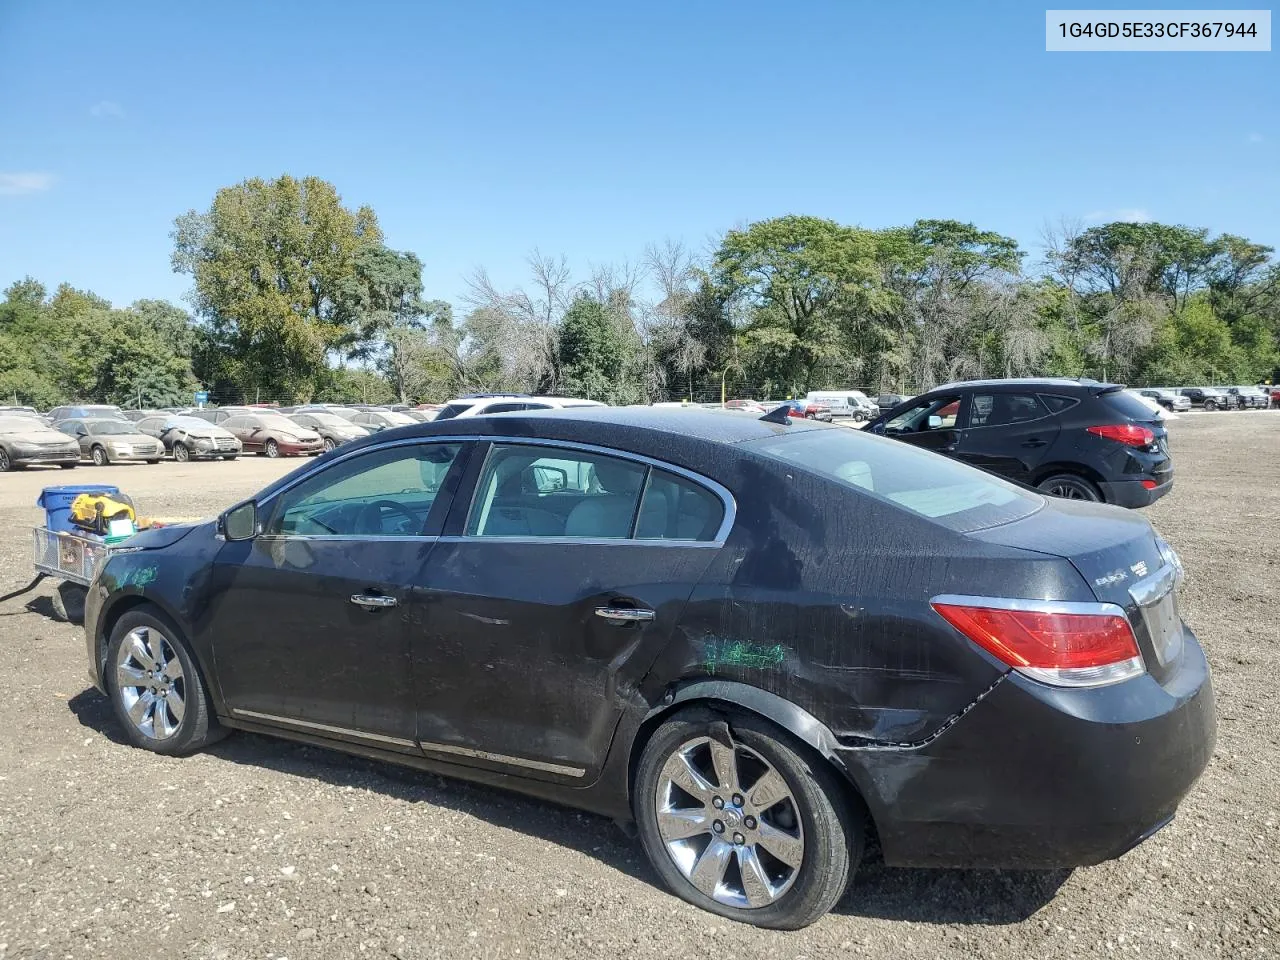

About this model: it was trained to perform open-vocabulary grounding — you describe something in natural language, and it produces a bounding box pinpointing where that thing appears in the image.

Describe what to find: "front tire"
[221,455,237,461]
[105,607,226,756]
[265,438,280,458]
[1204,399,1218,411]
[172,443,190,463]
[322,437,336,453]
[60,462,77,469]
[91,445,109,466]
[634,708,859,930]
[0,447,11,472]
[1037,473,1102,502]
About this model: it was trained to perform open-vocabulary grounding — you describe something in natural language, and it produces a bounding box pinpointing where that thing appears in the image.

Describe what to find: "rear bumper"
[841,630,1215,869]
[1101,477,1172,508]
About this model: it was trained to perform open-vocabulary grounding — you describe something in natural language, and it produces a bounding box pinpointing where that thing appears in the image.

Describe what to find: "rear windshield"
[1101,389,1163,421]
[744,428,1042,531]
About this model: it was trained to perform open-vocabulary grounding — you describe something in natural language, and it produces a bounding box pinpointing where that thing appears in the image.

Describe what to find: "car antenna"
[759,403,792,425]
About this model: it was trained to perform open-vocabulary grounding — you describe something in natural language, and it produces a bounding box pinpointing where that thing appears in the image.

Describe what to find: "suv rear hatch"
[969,498,1184,684]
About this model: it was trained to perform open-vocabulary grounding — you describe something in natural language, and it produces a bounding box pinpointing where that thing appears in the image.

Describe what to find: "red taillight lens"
[931,600,1144,687]
[1087,423,1154,447]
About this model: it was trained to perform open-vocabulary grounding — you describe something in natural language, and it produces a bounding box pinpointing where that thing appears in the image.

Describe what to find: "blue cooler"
[37,485,122,534]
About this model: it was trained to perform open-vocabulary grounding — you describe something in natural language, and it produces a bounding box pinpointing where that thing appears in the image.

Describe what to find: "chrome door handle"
[595,606,655,623]
[351,594,398,609]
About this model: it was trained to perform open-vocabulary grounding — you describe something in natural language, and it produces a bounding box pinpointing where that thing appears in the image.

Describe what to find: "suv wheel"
[634,708,860,929]
[1037,474,1102,502]
[1204,399,1218,411]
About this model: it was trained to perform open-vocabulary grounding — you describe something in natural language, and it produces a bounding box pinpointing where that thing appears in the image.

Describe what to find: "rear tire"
[105,606,228,756]
[221,455,237,461]
[60,463,76,469]
[634,708,860,930]
[1037,473,1102,502]
[1204,399,1218,411]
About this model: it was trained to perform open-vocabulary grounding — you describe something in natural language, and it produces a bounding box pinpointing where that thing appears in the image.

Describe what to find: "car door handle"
[595,606,655,623]
[1021,439,1048,448]
[350,594,398,609]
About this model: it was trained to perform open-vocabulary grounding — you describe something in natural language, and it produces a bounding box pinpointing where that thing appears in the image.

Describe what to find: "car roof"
[930,377,1118,392]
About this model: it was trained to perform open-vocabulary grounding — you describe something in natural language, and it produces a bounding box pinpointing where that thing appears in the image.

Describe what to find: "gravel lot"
[0,415,1277,960]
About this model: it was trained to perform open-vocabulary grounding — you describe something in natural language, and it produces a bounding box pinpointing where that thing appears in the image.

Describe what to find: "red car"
[779,400,833,421]
[221,412,324,458]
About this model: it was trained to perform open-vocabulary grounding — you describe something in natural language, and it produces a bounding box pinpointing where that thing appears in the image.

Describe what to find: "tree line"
[3,174,1277,409]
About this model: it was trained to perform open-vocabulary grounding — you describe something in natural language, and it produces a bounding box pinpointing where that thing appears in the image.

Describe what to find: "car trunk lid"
[969,498,1184,683]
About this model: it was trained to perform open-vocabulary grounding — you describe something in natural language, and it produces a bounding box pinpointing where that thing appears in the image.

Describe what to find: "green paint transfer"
[703,636,786,675]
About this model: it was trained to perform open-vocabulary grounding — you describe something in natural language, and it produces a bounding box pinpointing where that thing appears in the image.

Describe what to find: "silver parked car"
[55,418,164,466]
[0,416,81,471]
[136,415,242,461]
[287,412,370,452]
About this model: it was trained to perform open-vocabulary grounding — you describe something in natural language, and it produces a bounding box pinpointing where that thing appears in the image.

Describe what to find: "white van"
[805,390,877,421]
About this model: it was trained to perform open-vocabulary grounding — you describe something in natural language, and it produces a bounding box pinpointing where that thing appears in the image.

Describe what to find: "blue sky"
[0,0,1275,312]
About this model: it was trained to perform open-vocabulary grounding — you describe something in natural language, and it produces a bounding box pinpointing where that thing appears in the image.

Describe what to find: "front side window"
[264,443,462,537]
[884,395,961,434]
[967,393,1046,428]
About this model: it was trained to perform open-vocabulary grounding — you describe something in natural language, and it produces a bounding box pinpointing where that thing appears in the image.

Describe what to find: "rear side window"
[434,402,475,420]
[483,402,527,413]
[1039,395,1078,414]
[967,393,1046,428]
[636,470,724,541]
[1100,390,1161,421]
[746,430,1041,531]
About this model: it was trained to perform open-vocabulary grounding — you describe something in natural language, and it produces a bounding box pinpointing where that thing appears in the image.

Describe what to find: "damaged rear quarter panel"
[642,458,1092,754]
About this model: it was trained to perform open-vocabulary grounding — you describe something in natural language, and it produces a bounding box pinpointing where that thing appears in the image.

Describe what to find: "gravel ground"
[0,416,1277,960]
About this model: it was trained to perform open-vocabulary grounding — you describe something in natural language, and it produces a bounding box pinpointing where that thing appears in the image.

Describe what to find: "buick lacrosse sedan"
[84,407,1214,929]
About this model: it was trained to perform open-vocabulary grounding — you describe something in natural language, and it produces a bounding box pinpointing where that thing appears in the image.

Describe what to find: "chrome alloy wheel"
[115,626,186,740]
[655,735,805,909]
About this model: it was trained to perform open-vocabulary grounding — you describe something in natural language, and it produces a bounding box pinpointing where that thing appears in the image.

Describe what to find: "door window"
[967,393,1046,428]
[468,445,647,538]
[884,396,961,434]
[482,402,527,413]
[263,443,462,537]
[635,469,725,541]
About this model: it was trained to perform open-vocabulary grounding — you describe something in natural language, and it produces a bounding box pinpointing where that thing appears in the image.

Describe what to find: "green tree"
[172,174,384,400]
[557,294,625,401]
[715,215,883,393]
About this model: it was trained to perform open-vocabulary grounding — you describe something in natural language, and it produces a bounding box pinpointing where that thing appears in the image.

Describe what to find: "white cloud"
[1247,132,1264,143]
[0,172,55,196]
[90,100,124,118]
[1083,208,1151,224]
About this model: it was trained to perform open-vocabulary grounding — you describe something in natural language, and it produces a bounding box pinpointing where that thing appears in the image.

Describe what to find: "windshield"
[0,417,49,434]
[88,421,137,436]
[304,413,350,428]
[378,411,417,426]
[165,416,214,430]
[255,415,302,431]
[744,428,1041,532]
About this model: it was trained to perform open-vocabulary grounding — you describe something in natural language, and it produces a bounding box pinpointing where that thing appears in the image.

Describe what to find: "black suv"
[867,378,1173,508]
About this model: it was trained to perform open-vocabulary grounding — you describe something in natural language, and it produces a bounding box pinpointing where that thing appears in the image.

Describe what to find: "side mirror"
[222,501,258,541]
[927,415,943,429]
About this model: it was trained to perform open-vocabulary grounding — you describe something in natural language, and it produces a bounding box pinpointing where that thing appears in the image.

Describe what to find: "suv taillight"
[931,597,1144,687]
[1087,423,1155,448]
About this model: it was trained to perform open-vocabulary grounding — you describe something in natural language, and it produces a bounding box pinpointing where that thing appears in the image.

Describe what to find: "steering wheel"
[355,499,419,536]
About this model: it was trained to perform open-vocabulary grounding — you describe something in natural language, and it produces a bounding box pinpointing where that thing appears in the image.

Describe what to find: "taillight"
[931,596,1144,687]
[1087,423,1154,448]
